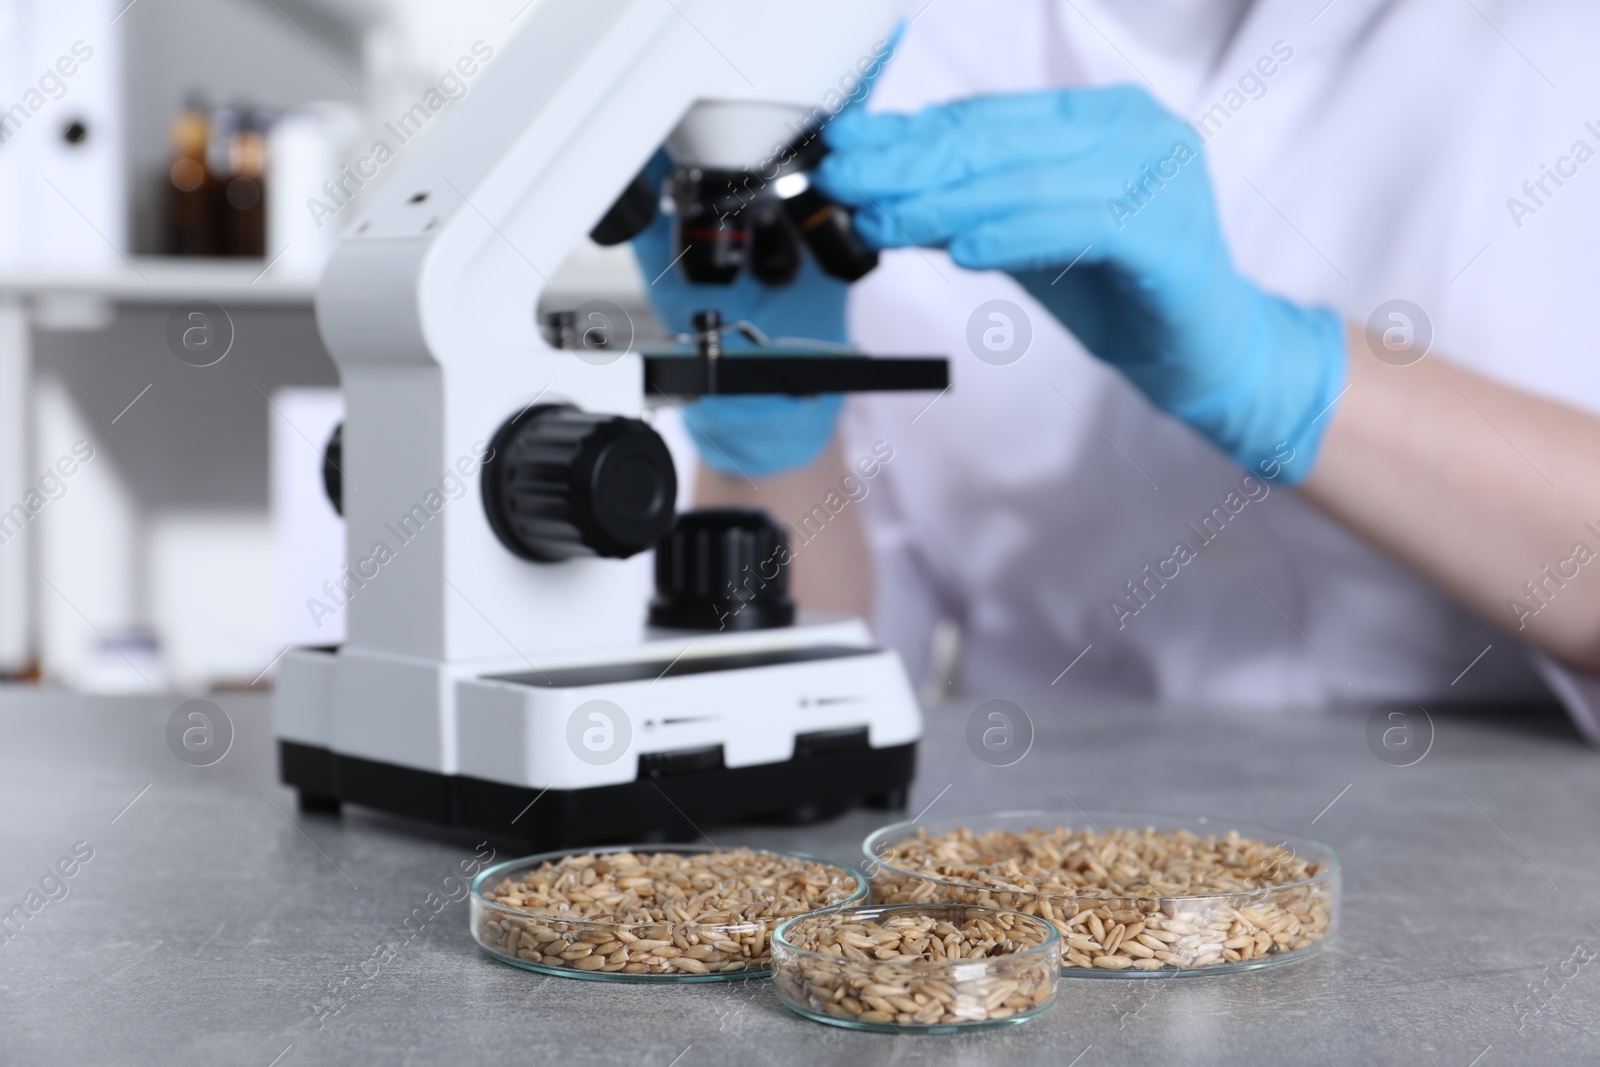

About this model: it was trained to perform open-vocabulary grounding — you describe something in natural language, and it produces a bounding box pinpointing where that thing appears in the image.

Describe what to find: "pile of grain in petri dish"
[773,905,1060,1030]
[871,822,1336,973]
[474,847,862,978]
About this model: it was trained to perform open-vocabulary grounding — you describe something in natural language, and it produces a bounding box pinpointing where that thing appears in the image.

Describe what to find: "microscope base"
[279,738,914,848]
[274,624,922,847]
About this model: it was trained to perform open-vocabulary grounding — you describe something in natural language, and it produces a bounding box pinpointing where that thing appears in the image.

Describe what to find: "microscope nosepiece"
[665,153,877,287]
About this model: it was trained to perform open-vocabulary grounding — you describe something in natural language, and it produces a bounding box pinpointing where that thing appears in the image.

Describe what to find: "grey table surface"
[1,687,1598,1067]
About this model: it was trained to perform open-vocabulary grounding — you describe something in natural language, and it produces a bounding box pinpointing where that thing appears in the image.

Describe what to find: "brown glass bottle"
[221,110,267,257]
[165,99,217,256]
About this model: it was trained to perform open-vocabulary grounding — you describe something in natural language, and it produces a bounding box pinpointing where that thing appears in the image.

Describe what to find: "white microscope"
[275,0,945,848]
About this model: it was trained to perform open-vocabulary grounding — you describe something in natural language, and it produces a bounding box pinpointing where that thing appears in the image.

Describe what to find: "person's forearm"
[694,437,873,614]
[1301,325,1600,671]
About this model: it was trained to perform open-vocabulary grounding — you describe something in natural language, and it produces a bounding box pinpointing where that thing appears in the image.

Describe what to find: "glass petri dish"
[773,903,1062,1033]
[470,844,867,982]
[863,809,1340,978]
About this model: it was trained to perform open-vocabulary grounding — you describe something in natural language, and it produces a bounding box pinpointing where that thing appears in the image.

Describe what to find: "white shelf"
[0,258,319,305]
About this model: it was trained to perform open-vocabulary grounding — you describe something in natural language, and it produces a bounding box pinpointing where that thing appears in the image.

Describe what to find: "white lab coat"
[840,0,1600,738]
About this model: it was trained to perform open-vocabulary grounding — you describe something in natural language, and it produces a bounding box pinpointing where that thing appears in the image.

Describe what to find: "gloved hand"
[815,86,1348,483]
[632,151,847,480]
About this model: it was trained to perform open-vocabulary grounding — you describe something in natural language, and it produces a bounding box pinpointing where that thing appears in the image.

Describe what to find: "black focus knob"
[482,404,677,561]
[650,509,796,631]
[322,422,343,516]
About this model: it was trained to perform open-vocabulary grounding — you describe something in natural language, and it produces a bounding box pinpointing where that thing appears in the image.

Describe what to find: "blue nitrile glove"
[815,86,1348,483]
[632,151,847,479]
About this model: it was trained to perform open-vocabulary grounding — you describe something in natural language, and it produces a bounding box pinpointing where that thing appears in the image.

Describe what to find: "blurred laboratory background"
[0,0,656,694]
